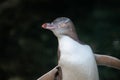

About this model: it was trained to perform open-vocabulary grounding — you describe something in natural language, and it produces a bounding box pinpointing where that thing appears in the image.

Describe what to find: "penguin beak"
[42,23,57,30]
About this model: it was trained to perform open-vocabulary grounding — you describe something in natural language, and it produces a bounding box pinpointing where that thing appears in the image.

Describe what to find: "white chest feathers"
[58,36,99,80]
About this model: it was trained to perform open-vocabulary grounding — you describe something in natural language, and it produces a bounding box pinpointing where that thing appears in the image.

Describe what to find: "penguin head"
[42,17,76,38]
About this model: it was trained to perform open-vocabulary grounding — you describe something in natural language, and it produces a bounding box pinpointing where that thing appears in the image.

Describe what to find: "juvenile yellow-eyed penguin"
[38,17,120,80]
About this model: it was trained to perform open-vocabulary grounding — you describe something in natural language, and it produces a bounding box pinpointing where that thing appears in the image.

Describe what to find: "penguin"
[37,17,120,80]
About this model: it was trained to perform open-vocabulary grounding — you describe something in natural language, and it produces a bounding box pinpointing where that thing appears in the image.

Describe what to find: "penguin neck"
[58,35,84,55]
[57,33,85,45]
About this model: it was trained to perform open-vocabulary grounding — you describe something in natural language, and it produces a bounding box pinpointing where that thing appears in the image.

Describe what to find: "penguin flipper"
[37,66,62,80]
[95,54,120,70]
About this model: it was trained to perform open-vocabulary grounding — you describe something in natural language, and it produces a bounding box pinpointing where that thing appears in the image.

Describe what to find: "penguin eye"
[57,22,65,28]
[60,23,66,28]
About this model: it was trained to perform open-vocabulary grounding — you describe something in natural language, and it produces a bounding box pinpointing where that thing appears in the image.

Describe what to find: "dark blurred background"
[0,0,120,80]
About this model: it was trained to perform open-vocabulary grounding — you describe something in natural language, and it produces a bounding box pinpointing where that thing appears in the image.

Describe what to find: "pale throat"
[58,35,86,54]
[58,35,91,63]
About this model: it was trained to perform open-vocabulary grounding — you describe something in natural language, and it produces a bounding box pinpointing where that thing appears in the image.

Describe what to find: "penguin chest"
[59,54,97,80]
[58,36,99,80]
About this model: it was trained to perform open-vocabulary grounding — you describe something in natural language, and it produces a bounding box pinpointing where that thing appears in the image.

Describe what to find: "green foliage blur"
[0,0,120,80]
